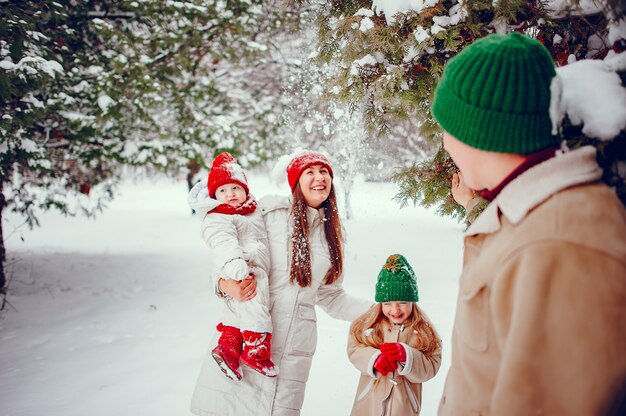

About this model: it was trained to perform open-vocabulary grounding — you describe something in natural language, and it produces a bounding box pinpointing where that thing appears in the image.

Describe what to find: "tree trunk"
[343,176,353,221]
[0,189,6,294]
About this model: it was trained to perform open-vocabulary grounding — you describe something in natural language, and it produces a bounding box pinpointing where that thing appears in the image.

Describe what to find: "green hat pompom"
[375,254,419,303]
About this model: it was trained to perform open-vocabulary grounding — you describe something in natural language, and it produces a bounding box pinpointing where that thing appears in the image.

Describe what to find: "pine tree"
[278,18,439,219]
[0,0,305,293]
[305,0,626,221]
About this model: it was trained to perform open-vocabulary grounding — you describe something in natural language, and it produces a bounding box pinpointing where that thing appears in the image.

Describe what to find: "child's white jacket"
[348,308,442,416]
[188,180,270,289]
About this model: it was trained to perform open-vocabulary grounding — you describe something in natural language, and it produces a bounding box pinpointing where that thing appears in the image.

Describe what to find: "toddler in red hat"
[188,152,278,381]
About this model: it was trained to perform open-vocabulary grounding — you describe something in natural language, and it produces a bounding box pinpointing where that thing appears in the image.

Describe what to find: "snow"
[585,33,605,58]
[1,174,462,416]
[224,162,248,184]
[431,24,445,35]
[545,0,604,17]
[372,0,439,25]
[606,49,626,71]
[360,17,375,32]
[97,95,115,113]
[20,139,39,153]
[404,46,421,62]
[551,55,626,140]
[21,93,44,109]
[414,26,430,43]
[608,18,626,45]
[350,54,378,76]
[59,111,96,123]
[0,59,14,70]
[355,8,375,17]
[0,56,63,78]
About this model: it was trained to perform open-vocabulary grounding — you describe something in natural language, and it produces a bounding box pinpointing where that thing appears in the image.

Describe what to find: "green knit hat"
[375,254,419,303]
[431,32,559,154]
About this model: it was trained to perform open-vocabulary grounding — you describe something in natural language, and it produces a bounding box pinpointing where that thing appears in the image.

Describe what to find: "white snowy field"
[1,173,464,416]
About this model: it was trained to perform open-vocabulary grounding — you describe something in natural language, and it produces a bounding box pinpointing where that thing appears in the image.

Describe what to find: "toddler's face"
[215,183,247,207]
[382,302,413,324]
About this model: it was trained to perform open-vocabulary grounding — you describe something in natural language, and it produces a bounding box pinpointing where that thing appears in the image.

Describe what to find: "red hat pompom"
[207,152,249,198]
[286,151,334,192]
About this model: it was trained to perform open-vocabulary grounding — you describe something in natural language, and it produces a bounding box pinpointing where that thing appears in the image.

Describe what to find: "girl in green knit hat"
[347,254,442,415]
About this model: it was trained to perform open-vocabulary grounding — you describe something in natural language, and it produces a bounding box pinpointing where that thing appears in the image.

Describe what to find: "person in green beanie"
[431,32,626,416]
[347,254,442,415]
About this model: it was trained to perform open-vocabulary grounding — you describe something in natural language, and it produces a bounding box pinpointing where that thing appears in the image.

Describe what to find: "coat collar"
[465,146,603,236]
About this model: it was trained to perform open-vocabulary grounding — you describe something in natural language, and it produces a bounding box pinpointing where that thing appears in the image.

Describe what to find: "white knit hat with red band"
[286,151,334,192]
[207,152,249,198]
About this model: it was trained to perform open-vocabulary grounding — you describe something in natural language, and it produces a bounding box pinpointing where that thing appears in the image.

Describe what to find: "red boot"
[240,331,279,377]
[211,323,243,381]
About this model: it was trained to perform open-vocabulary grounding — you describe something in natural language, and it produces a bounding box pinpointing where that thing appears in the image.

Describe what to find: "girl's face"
[298,164,332,208]
[382,302,413,324]
[215,183,246,207]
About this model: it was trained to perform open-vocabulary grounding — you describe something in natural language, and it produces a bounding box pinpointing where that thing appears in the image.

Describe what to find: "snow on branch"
[551,51,626,141]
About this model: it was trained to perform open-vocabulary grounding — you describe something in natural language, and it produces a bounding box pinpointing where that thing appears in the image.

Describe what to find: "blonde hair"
[351,303,440,356]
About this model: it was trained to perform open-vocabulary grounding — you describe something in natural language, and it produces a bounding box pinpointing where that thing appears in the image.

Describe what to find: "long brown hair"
[351,303,441,356]
[289,184,343,287]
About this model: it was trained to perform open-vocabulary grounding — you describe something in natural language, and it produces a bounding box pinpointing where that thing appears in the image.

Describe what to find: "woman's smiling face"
[298,164,332,208]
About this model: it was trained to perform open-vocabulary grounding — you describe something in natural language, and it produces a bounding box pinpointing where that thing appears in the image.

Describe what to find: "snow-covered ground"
[1,173,463,416]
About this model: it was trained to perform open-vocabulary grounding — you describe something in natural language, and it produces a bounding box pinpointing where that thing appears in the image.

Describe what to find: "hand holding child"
[219,274,257,301]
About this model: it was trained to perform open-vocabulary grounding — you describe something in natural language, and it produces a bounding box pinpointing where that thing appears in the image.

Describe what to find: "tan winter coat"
[190,194,372,416]
[348,311,442,415]
[438,146,626,416]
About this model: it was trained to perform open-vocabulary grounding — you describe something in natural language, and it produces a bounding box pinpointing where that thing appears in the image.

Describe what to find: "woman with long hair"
[189,150,371,415]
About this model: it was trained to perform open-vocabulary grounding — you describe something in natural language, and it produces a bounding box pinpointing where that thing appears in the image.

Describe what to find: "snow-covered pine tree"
[0,0,305,293]
[305,0,626,221]
[279,17,438,219]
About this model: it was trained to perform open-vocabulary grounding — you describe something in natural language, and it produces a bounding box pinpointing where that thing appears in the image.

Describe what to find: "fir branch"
[391,146,465,221]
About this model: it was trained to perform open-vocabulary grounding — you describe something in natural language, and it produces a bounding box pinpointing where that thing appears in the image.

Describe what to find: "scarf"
[482,147,558,201]
[209,194,257,216]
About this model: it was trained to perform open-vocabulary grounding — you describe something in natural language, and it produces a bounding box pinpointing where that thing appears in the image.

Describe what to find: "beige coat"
[348,310,442,415]
[438,146,626,416]
[190,194,372,416]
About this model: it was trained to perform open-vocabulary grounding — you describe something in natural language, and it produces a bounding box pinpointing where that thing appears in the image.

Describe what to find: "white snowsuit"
[188,180,271,333]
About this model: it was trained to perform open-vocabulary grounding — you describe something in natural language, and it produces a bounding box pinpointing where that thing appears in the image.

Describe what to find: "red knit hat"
[207,152,249,198]
[286,151,334,191]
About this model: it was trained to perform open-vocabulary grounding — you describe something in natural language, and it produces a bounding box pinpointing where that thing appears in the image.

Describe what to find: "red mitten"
[380,342,406,364]
[373,353,397,376]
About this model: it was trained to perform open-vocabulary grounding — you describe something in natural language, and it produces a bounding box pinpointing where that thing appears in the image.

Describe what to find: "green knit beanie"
[375,254,419,303]
[431,32,559,154]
